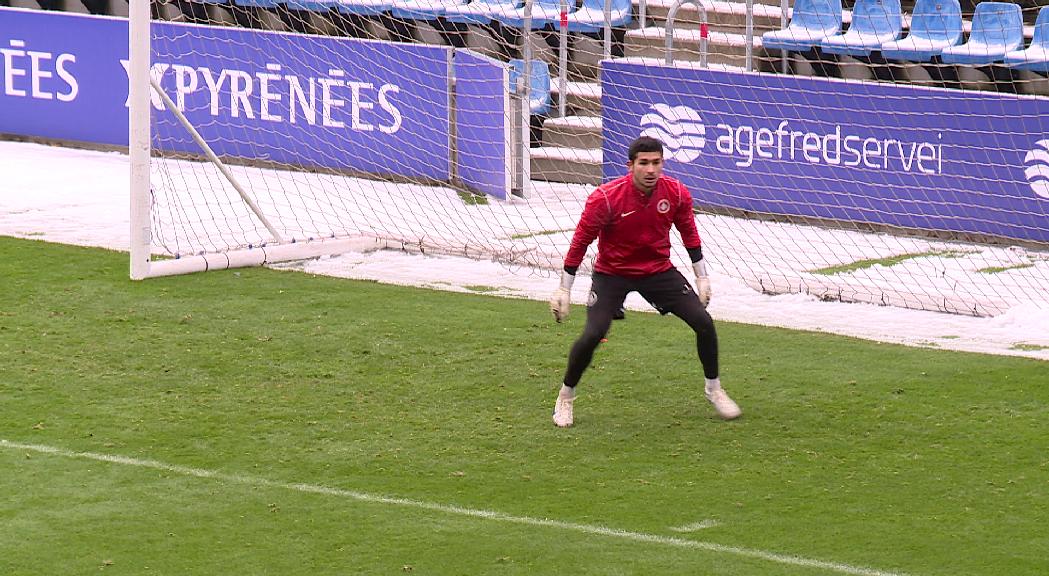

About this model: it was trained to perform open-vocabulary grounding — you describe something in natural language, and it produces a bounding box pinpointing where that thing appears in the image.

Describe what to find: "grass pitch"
[1,237,1046,576]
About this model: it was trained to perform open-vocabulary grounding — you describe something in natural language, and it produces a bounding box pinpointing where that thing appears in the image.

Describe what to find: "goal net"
[130,0,1049,317]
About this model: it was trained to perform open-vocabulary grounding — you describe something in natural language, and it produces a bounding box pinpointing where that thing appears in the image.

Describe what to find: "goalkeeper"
[549,136,741,427]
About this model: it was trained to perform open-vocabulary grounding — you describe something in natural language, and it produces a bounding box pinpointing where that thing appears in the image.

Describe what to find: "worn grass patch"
[464,284,503,293]
[457,190,489,205]
[809,250,972,275]
[1010,343,1049,352]
[977,263,1036,274]
[510,229,575,240]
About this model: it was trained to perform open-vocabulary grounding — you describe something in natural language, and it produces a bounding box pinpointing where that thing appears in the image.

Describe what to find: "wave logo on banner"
[1024,139,1049,199]
[639,104,705,163]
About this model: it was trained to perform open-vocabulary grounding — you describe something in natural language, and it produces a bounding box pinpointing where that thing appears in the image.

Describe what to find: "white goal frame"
[128,0,392,280]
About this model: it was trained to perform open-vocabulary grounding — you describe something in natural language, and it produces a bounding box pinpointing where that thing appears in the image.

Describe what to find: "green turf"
[808,251,973,276]
[456,190,489,205]
[1,237,1047,576]
[977,263,1035,274]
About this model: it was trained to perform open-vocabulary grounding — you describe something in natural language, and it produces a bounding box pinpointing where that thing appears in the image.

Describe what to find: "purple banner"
[0,9,127,145]
[602,62,1049,244]
[1,8,452,180]
[151,22,451,180]
[454,50,510,200]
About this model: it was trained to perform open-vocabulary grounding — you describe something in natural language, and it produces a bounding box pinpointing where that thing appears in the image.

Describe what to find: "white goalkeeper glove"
[550,270,575,323]
[692,258,712,307]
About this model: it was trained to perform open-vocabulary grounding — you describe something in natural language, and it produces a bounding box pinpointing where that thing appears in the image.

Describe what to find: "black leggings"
[562,269,719,386]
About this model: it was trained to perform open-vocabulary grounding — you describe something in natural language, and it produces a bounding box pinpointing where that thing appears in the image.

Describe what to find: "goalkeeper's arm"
[687,246,711,307]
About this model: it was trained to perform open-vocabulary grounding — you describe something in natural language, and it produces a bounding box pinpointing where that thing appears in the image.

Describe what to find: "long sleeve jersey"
[563,174,702,277]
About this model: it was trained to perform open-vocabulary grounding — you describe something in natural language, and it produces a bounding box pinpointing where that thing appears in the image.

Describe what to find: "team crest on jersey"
[656,199,671,214]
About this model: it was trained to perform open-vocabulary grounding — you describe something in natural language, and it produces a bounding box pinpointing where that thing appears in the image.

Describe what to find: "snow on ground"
[2,140,1047,360]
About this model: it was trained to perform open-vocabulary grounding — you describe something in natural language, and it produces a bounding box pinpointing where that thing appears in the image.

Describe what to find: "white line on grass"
[2,439,908,576]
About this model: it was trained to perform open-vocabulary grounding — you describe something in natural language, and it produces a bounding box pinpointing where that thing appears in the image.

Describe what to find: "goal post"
[130,0,366,279]
[126,2,521,279]
[128,0,150,280]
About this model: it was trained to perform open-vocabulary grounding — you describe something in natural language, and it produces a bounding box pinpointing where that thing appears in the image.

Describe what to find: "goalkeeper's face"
[628,152,664,193]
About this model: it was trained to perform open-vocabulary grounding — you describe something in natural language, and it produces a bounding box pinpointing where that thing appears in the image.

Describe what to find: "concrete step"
[542,115,603,149]
[614,55,750,72]
[640,0,786,34]
[624,27,774,70]
[551,79,602,116]
[672,0,784,7]
[530,146,602,185]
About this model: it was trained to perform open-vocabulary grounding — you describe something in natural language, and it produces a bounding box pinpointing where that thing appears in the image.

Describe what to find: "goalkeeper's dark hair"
[628,136,664,161]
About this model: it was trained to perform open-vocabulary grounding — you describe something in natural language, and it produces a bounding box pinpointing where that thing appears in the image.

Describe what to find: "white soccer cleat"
[552,394,575,428]
[706,388,742,420]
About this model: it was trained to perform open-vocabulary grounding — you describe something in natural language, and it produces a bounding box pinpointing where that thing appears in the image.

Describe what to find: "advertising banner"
[453,50,510,200]
[0,9,128,145]
[603,62,1049,244]
[150,23,451,180]
[1,8,452,180]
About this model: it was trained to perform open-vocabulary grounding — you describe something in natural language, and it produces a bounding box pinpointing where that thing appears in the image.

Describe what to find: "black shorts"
[588,268,698,316]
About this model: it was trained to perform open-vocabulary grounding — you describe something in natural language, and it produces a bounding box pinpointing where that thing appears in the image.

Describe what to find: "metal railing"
[780,0,788,72]
[521,0,622,117]
[559,0,569,117]
[520,0,536,193]
[522,0,536,117]
[642,0,756,71]
[602,0,615,60]
[665,0,708,66]
[745,0,754,70]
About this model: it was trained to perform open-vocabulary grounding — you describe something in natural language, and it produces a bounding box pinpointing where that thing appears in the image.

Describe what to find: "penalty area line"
[1,439,908,576]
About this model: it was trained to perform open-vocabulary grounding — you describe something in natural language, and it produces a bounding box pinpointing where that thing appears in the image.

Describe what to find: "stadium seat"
[282,0,325,8]
[878,0,962,62]
[509,58,552,115]
[761,0,843,52]
[334,0,395,16]
[940,1,1023,65]
[231,0,280,7]
[441,0,520,25]
[226,0,290,31]
[282,0,345,32]
[168,0,213,23]
[565,0,632,33]
[819,0,902,56]
[1003,6,1049,73]
[494,0,576,30]
[389,0,469,20]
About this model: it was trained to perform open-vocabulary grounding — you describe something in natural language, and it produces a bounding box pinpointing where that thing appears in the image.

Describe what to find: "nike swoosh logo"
[620,210,637,218]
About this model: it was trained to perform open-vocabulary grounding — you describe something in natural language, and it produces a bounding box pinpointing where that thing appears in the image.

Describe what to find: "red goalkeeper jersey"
[564,174,701,278]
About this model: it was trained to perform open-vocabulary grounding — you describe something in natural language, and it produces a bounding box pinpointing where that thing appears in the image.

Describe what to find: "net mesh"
[140,0,1048,316]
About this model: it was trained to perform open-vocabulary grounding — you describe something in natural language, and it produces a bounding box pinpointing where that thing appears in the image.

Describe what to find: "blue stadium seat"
[495,0,576,30]
[334,0,395,16]
[389,0,469,19]
[565,0,632,33]
[283,0,334,9]
[1003,6,1049,72]
[761,0,842,52]
[441,0,520,25]
[509,58,551,115]
[940,1,1023,65]
[878,0,962,62]
[820,0,902,56]
[232,0,281,7]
